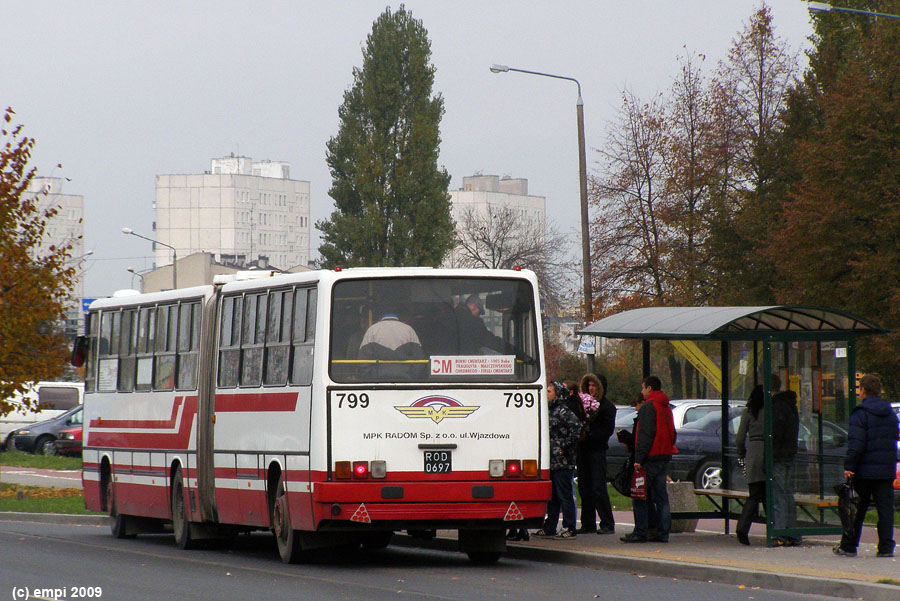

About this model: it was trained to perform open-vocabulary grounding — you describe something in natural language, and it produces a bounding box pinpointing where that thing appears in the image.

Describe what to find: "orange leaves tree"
[0,108,77,413]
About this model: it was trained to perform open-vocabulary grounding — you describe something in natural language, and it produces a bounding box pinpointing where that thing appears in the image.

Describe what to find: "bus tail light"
[522,459,538,477]
[352,461,369,479]
[371,460,387,479]
[505,460,522,477]
[335,461,352,480]
[489,459,504,477]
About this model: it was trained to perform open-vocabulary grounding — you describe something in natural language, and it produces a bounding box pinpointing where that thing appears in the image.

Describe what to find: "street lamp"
[808,2,900,19]
[490,63,594,368]
[122,227,177,290]
[127,266,145,290]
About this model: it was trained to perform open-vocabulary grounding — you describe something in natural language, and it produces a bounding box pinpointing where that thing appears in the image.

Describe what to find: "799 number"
[504,392,535,408]
[336,392,370,408]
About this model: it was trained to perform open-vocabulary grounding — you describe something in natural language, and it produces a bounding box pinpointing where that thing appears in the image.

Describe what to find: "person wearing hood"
[770,373,801,546]
[533,381,583,539]
[833,374,899,558]
[576,373,617,534]
[621,375,676,543]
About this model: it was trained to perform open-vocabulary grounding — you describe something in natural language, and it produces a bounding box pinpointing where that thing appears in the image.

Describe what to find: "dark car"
[11,405,83,455]
[667,409,743,489]
[53,425,83,457]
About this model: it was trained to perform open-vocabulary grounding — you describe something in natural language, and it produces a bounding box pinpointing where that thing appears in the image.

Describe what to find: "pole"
[577,98,594,372]
[172,249,177,290]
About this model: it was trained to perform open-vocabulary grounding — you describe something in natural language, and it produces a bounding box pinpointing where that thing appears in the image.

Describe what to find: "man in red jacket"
[621,375,677,543]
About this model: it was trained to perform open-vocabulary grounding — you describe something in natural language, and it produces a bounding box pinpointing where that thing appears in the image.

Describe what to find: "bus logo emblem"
[395,396,479,424]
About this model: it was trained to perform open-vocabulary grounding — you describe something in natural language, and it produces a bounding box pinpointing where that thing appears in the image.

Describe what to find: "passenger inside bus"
[357,304,425,381]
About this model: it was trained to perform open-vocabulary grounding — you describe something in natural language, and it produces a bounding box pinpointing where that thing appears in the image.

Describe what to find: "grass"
[0,449,82,470]
[0,482,101,515]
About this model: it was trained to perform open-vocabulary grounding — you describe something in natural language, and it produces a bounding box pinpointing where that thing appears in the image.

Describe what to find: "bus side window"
[97,310,119,392]
[177,302,200,390]
[154,304,177,390]
[240,293,266,387]
[290,288,314,386]
[85,311,99,393]
[264,289,291,386]
[218,296,241,388]
[117,309,136,392]
[135,306,155,391]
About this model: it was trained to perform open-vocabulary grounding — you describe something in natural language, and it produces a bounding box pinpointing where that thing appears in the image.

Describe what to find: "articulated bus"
[76,267,549,563]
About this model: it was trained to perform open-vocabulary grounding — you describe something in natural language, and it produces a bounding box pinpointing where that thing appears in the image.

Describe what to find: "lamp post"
[122,227,177,290]
[490,63,594,369]
[127,266,145,291]
[808,2,900,19]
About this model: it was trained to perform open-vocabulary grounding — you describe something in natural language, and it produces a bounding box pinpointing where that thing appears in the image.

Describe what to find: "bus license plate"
[424,450,452,474]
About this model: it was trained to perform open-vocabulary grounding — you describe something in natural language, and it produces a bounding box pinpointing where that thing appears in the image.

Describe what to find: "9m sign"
[430,356,515,376]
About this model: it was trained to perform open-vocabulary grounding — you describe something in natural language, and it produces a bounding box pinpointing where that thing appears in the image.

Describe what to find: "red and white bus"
[77,267,549,563]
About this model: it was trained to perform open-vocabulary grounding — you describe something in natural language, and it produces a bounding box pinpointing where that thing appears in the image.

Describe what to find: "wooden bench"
[691,488,838,525]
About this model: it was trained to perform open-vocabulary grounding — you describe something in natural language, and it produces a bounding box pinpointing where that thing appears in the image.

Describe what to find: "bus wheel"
[171,466,196,550]
[466,551,501,564]
[107,478,134,539]
[273,479,303,563]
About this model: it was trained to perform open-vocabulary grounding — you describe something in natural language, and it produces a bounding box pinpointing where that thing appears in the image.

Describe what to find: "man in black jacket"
[771,373,801,546]
[833,374,899,558]
[576,374,617,534]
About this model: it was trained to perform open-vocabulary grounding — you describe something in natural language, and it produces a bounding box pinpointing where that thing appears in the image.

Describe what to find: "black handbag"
[612,455,635,497]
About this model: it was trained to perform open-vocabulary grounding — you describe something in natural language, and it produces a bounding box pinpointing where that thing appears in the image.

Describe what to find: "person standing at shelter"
[621,375,676,543]
[533,381,583,539]
[771,373,802,546]
[576,374,617,535]
[833,374,899,558]
[735,385,765,545]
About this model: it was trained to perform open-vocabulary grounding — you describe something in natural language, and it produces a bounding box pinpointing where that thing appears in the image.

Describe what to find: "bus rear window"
[330,277,540,383]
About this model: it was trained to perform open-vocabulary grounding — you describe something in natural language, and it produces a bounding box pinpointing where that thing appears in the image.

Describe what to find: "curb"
[392,534,900,601]
[0,512,109,526]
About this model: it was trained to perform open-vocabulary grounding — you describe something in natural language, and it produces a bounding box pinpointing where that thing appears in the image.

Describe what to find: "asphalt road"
[0,465,82,489]
[0,520,851,601]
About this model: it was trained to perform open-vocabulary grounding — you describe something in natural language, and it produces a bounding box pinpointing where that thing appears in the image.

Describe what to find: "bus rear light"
[370,460,387,479]
[335,461,352,480]
[522,459,538,477]
[352,461,369,479]
[504,460,522,477]
[489,459,505,477]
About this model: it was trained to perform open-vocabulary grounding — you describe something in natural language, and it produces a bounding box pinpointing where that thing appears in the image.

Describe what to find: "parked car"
[1,382,84,450]
[10,405,83,455]
[667,409,743,489]
[53,425,83,457]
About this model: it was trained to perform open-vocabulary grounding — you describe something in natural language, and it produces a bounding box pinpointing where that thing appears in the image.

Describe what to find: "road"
[0,520,850,601]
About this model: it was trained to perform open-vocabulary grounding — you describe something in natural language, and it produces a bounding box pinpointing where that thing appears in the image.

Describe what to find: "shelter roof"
[576,306,887,340]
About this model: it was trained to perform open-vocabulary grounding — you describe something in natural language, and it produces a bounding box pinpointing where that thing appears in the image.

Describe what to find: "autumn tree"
[770,2,900,393]
[705,5,799,303]
[0,108,77,414]
[317,5,454,268]
[452,205,571,310]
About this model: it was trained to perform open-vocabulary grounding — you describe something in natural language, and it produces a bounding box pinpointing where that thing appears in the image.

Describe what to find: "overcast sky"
[2,1,817,298]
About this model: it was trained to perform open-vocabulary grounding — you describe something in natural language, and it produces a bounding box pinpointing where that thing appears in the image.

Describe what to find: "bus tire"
[171,466,196,550]
[106,478,135,539]
[273,478,303,563]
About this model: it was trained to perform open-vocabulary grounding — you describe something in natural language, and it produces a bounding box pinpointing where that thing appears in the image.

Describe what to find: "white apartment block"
[155,155,311,272]
[446,174,547,267]
[26,177,86,336]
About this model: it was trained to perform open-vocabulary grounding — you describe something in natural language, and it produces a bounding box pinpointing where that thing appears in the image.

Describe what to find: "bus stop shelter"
[577,305,887,545]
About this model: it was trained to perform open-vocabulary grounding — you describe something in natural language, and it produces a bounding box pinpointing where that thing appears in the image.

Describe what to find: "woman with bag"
[575,374,617,535]
[735,385,765,545]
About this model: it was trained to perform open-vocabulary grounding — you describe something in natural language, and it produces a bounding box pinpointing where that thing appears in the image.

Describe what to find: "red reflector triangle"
[350,503,371,523]
[503,501,523,522]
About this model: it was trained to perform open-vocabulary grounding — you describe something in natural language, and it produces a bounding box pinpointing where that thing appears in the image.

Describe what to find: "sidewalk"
[490,510,900,601]
[1,509,897,600]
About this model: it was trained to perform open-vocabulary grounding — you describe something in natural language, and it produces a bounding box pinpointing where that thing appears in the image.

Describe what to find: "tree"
[317,5,454,268]
[769,3,900,394]
[1,108,77,414]
[705,5,799,303]
[452,205,572,311]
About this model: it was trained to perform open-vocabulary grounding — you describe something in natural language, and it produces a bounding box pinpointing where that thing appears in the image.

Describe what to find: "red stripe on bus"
[214,392,299,412]
[89,396,191,429]
[313,480,550,503]
[86,397,197,449]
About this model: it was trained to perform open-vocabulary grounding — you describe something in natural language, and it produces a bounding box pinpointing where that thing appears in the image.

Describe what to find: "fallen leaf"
[738,585,745,589]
